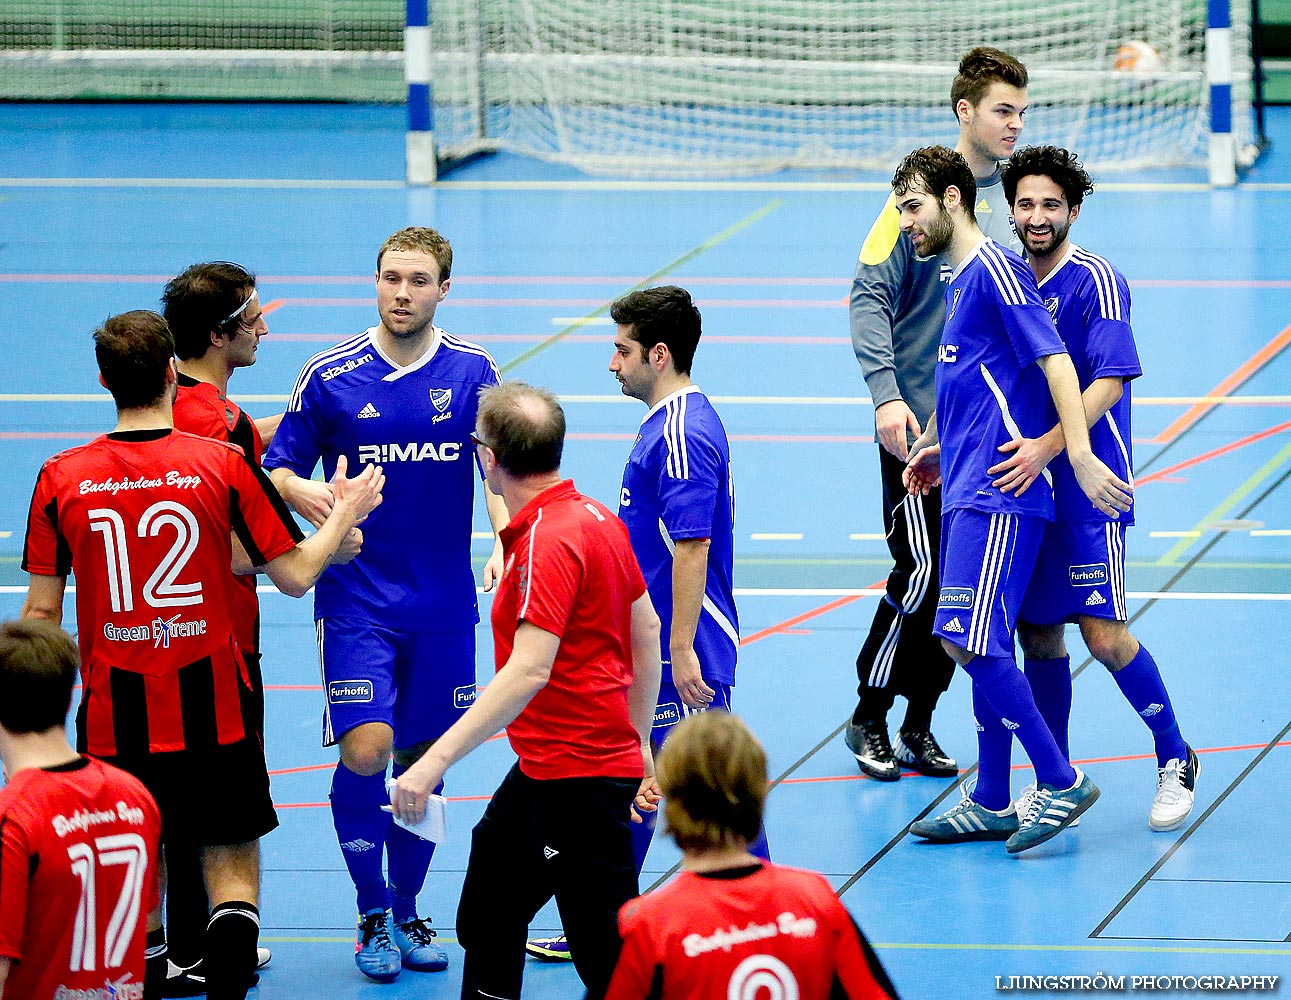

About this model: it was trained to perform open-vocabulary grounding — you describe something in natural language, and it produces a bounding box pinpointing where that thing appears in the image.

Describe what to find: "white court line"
[5,587,1291,601]
[1,177,1248,193]
[4,393,1290,406]
[1251,529,1291,536]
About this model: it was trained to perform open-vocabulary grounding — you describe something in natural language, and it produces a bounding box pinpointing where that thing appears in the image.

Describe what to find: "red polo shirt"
[493,479,646,781]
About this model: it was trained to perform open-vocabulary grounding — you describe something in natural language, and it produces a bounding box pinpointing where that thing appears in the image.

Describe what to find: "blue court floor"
[0,102,1288,999]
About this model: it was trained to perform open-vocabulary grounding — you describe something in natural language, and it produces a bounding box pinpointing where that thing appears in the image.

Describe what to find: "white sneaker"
[257,945,271,969]
[1150,747,1200,831]
[1018,781,1079,827]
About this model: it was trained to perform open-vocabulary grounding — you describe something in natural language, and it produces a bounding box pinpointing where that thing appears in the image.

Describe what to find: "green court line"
[1157,439,1291,565]
[498,200,784,375]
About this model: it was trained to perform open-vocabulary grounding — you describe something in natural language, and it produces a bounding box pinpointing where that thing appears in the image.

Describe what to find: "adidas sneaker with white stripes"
[909,781,1019,842]
[1006,768,1100,854]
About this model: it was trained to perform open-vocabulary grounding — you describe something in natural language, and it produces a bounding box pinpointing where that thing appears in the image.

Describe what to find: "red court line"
[739,593,870,647]
[1137,419,1291,485]
[1152,322,1291,444]
[7,273,1291,288]
[275,297,843,309]
[261,298,286,316]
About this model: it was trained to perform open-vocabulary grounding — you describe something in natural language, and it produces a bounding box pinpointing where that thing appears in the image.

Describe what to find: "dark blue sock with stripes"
[969,683,1014,811]
[1024,655,1072,761]
[1111,643,1187,766]
[387,761,438,923]
[964,655,1075,790]
[330,761,391,915]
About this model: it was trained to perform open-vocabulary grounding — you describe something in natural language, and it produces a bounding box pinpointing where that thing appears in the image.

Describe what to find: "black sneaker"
[844,720,900,780]
[162,960,260,998]
[893,730,958,777]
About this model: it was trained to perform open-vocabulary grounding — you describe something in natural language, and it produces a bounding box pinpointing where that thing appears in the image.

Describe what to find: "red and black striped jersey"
[22,428,304,755]
[0,756,160,1000]
[173,374,265,656]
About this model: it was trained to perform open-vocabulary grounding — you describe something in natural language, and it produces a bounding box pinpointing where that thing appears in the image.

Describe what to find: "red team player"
[0,618,161,1000]
[20,311,384,1000]
[606,711,897,1000]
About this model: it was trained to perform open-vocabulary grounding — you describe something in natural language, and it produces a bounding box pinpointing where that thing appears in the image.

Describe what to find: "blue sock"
[1024,655,1072,761]
[963,655,1075,790]
[969,683,1014,811]
[330,761,391,916]
[1111,644,1187,766]
[387,762,438,923]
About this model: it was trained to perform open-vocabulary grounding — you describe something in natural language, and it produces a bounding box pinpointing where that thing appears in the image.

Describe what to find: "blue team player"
[526,285,762,963]
[264,227,508,980]
[894,147,1133,854]
[988,146,1199,832]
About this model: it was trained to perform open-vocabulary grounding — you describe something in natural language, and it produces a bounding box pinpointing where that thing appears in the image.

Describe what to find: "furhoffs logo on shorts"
[938,587,974,609]
[454,684,478,709]
[1068,563,1109,587]
[328,679,374,704]
[654,703,681,726]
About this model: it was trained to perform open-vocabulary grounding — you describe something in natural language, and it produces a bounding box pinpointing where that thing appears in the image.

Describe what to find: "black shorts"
[102,737,278,848]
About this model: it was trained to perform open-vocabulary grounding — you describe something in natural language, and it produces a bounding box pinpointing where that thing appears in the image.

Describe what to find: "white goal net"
[1,0,1257,177]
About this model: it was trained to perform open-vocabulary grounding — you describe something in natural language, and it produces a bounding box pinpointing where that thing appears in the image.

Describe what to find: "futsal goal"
[0,0,1259,184]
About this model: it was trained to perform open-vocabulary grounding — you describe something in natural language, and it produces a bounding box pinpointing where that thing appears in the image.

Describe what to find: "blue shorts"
[316,617,476,748]
[649,681,733,752]
[1020,520,1128,625]
[935,509,1045,658]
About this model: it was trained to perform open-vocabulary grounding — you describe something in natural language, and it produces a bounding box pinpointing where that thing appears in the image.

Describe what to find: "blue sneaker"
[909,782,1018,842]
[1006,768,1100,854]
[525,934,572,961]
[354,909,401,983]
[393,917,449,972]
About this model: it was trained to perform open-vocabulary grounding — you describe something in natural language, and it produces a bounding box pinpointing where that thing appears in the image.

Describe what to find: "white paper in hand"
[385,778,447,843]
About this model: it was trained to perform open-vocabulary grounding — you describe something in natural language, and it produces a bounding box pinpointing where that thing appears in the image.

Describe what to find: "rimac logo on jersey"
[938,344,959,364]
[938,587,974,609]
[328,679,374,704]
[453,683,477,709]
[320,353,374,381]
[358,442,461,464]
[1068,563,1109,587]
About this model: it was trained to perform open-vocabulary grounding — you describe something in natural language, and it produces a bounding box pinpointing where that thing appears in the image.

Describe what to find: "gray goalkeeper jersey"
[849,171,1020,430]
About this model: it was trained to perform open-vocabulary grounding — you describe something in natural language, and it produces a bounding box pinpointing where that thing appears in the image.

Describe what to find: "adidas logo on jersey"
[357,402,381,419]
[1085,591,1107,607]
[942,617,965,634]
[543,846,559,860]
[1140,703,1164,718]
[1001,718,1020,731]
[340,838,376,853]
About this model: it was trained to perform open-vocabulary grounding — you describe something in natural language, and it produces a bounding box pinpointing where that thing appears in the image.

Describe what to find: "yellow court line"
[1149,530,1203,538]
[1157,439,1291,565]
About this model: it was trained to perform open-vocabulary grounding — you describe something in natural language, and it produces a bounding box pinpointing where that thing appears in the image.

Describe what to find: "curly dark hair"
[892,146,977,222]
[1002,145,1095,208]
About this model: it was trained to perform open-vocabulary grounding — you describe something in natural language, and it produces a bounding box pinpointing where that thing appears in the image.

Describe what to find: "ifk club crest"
[430,387,453,413]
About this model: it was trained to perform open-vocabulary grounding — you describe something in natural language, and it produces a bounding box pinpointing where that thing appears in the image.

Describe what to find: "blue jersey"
[618,386,739,686]
[1037,245,1141,525]
[937,238,1067,519]
[264,327,500,627]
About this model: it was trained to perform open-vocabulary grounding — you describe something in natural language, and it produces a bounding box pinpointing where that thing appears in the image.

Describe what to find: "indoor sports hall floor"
[1,103,1288,998]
